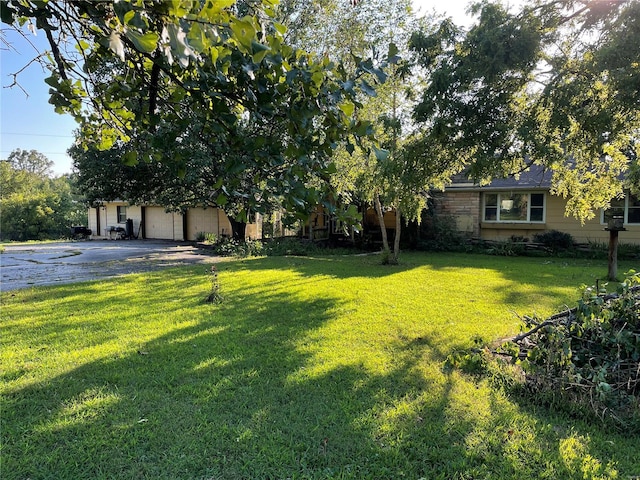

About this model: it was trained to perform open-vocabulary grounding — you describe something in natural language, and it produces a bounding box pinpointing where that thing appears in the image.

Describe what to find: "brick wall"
[434,191,481,237]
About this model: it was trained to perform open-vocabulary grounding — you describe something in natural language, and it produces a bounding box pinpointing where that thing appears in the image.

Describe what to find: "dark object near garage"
[126,218,134,239]
[70,226,92,239]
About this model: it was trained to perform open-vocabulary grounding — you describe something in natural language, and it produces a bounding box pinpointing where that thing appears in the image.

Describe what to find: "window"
[483,192,545,223]
[117,206,127,223]
[602,193,640,225]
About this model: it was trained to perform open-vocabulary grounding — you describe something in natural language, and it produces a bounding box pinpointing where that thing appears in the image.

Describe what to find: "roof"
[446,164,553,191]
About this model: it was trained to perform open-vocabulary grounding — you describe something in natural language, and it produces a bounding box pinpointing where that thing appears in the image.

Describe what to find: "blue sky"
[1,28,78,175]
[0,0,487,176]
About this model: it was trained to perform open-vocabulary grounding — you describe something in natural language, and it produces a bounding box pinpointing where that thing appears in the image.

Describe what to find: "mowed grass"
[2,252,639,479]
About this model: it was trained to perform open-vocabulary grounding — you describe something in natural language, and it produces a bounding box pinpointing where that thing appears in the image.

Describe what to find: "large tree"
[409,0,640,223]
[275,0,432,262]
[2,0,386,234]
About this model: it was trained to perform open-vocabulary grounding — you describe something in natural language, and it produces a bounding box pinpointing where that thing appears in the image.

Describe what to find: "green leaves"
[123,151,138,166]
[125,30,159,53]
[230,17,257,52]
[410,0,638,222]
[5,0,402,224]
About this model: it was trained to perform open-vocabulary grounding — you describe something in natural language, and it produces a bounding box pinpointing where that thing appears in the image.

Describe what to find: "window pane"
[485,207,497,221]
[530,208,544,222]
[485,194,497,206]
[500,194,527,221]
[117,206,127,223]
[629,195,640,224]
[484,194,498,221]
[531,193,544,207]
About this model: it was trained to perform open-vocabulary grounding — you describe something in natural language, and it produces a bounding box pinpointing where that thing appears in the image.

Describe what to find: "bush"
[533,230,575,252]
[505,270,640,431]
[210,238,263,257]
[483,239,526,257]
[416,212,468,252]
[584,240,640,261]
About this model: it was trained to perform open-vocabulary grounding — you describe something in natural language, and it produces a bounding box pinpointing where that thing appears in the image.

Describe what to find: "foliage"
[584,240,640,261]
[1,151,86,241]
[414,208,468,252]
[6,149,53,177]
[208,237,263,257]
[482,240,526,257]
[3,0,394,226]
[2,253,639,478]
[533,230,575,253]
[507,271,640,432]
[262,237,321,256]
[279,0,436,263]
[205,265,223,304]
[409,0,640,223]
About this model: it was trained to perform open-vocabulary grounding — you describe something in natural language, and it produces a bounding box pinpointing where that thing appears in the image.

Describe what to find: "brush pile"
[505,271,640,430]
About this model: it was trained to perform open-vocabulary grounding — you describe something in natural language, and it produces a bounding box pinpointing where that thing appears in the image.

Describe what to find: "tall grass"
[2,252,638,479]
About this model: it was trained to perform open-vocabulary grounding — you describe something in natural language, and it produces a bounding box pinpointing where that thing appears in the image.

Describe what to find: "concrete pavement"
[0,240,218,291]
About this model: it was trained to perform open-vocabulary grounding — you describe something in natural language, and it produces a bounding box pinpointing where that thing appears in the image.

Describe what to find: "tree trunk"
[393,205,401,263]
[229,217,247,241]
[374,194,390,254]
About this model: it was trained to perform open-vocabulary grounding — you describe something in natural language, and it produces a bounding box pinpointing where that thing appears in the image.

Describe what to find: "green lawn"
[2,252,639,479]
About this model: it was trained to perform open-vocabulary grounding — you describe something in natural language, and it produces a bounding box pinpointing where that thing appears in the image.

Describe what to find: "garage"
[185,208,232,241]
[144,207,182,240]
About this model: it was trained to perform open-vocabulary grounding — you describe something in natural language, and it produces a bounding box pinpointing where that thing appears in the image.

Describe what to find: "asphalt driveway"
[0,240,219,291]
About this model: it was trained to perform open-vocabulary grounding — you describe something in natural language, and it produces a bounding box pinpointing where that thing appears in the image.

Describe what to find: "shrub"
[533,230,574,252]
[205,232,218,244]
[416,212,468,252]
[195,231,206,242]
[211,238,263,257]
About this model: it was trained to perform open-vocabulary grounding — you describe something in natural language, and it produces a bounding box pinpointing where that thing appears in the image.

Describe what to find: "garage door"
[186,208,217,241]
[144,207,175,239]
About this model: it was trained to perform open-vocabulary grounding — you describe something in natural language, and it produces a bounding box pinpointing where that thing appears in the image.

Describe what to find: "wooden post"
[607,229,619,281]
[605,216,626,281]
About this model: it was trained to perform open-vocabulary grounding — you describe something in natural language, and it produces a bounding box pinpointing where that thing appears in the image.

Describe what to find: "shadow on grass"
[3,259,638,479]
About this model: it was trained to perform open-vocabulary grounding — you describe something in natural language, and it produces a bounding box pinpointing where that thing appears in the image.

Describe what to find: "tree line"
[2,0,638,258]
[1,149,86,241]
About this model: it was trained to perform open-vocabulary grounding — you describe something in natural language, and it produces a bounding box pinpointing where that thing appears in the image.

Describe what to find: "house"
[300,204,396,242]
[434,166,640,245]
[87,202,262,241]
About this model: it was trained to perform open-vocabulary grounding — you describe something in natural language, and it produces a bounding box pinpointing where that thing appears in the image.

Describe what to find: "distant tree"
[409,0,640,223]
[7,149,53,177]
[1,149,86,240]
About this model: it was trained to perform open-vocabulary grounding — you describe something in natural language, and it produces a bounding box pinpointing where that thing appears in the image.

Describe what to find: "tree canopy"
[409,0,640,222]
[2,0,388,223]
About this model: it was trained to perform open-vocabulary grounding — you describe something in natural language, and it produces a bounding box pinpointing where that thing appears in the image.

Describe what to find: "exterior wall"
[545,195,640,245]
[434,191,481,237]
[458,192,640,245]
[126,206,143,238]
[245,214,262,240]
[364,208,397,229]
[88,203,261,241]
[185,208,232,240]
[87,207,99,238]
